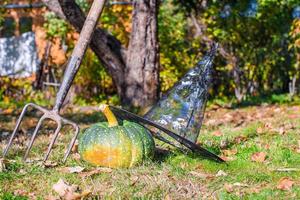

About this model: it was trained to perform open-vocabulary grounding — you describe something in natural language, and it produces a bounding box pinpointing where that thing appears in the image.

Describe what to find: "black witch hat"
[110,44,224,162]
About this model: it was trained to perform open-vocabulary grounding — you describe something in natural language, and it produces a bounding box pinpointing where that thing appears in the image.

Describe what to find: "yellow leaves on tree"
[103,5,133,46]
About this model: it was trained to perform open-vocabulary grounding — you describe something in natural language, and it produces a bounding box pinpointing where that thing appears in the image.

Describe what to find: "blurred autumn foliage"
[0,0,300,108]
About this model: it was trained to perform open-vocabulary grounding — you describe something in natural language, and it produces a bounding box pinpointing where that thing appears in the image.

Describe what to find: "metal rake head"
[2,103,79,163]
[2,0,106,164]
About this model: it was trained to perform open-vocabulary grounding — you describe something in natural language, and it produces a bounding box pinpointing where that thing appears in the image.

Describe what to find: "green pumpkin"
[78,104,155,168]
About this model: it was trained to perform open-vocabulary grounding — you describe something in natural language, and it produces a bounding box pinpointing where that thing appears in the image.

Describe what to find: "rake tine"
[63,123,80,163]
[23,115,47,161]
[3,103,33,157]
[43,122,62,162]
[3,0,106,163]
[29,103,47,113]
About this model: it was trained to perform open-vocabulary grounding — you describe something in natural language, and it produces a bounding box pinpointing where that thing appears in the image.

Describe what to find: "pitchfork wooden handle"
[53,0,106,112]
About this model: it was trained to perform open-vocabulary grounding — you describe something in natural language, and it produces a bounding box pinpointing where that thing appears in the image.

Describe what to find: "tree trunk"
[44,0,159,107]
[232,65,245,102]
[219,45,246,102]
[57,0,127,98]
[124,0,159,107]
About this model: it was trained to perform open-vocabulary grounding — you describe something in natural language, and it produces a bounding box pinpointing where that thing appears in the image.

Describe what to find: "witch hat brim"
[109,44,224,163]
[109,105,225,163]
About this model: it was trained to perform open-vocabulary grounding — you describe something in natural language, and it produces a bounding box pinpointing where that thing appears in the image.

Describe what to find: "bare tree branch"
[42,0,66,20]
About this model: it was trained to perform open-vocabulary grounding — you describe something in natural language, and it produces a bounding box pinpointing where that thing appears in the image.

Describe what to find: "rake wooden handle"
[54,0,106,112]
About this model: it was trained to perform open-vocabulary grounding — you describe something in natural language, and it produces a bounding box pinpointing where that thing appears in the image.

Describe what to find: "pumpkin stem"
[99,104,118,127]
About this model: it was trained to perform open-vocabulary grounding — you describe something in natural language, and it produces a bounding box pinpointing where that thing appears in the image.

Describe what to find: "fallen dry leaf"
[284,122,295,130]
[256,127,264,134]
[224,113,233,121]
[264,122,273,129]
[79,169,100,178]
[220,156,236,162]
[278,127,285,135]
[216,170,228,177]
[43,161,58,168]
[79,167,113,178]
[69,166,85,173]
[53,179,72,196]
[19,169,26,175]
[234,135,247,144]
[251,152,267,163]
[45,195,58,200]
[262,143,270,150]
[222,149,237,156]
[212,130,223,137]
[13,189,38,200]
[14,189,27,196]
[52,179,79,199]
[80,190,92,198]
[28,192,37,200]
[189,171,213,179]
[224,183,233,193]
[224,182,249,193]
[233,182,249,187]
[58,166,85,174]
[277,177,294,191]
[274,108,281,113]
[64,190,81,200]
[249,187,261,194]
[96,167,113,173]
[288,114,299,119]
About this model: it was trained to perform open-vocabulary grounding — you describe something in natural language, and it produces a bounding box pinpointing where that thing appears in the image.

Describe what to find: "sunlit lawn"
[0,100,300,199]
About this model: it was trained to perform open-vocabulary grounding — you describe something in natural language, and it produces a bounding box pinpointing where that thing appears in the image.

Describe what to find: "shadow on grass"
[153,145,225,165]
[153,148,173,164]
[202,132,259,155]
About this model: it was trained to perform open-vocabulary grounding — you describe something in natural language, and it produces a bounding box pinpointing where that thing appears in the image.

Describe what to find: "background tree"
[289,17,300,97]
[42,0,159,108]
[1,0,300,108]
[173,0,300,101]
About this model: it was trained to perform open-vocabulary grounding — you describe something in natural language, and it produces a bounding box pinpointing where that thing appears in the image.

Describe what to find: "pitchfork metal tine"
[23,115,47,161]
[43,123,62,162]
[63,123,79,163]
[2,103,33,157]
[3,0,106,163]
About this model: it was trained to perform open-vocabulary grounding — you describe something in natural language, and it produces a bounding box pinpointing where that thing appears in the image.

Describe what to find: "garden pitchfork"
[3,0,106,163]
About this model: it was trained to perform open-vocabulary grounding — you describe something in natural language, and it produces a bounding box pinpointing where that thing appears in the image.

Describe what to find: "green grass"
[208,93,300,108]
[0,192,29,200]
[0,103,300,199]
